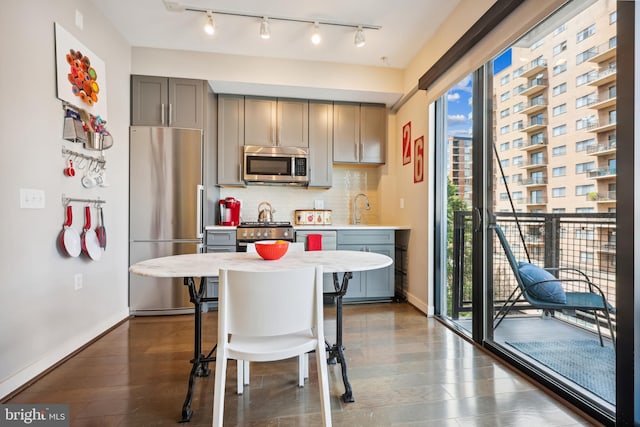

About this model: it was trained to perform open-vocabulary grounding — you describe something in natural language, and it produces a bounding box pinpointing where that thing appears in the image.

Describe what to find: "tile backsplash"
[220,166,380,225]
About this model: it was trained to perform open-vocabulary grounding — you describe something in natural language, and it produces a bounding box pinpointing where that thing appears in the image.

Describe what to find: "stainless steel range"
[236,221,294,251]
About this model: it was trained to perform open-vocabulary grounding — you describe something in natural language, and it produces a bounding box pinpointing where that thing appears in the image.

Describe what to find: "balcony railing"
[587,167,617,178]
[522,176,547,185]
[586,190,616,202]
[587,140,616,155]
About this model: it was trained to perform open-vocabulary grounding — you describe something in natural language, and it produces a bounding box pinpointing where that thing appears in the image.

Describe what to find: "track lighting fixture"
[311,22,322,45]
[260,17,271,39]
[354,26,365,47]
[203,12,215,35]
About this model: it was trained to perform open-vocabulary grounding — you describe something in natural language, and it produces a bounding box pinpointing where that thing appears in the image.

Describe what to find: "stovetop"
[238,221,292,228]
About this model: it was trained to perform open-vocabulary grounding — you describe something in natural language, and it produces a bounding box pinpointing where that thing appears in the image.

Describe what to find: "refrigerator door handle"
[196,184,204,239]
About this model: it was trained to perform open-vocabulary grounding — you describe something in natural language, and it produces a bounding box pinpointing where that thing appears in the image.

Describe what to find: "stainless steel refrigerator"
[129,126,204,315]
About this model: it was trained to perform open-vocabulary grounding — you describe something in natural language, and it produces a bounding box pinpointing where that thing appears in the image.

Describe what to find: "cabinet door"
[131,75,168,126]
[308,101,333,187]
[244,96,277,146]
[333,102,360,163]
[168,78,204,129]
[277,98,309,147]
[363,245,395,298]
[217,95,245,185]
[360,104,387,164]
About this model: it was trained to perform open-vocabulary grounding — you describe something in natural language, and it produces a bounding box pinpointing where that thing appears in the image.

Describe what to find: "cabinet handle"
[360,143,364,161]
[161,104,165,125]
[196,184,204,239]
[168,104,173,126]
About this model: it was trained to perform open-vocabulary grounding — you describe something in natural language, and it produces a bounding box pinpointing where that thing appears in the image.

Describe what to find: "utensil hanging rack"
[61,148,106,166]
[61,194,106,207]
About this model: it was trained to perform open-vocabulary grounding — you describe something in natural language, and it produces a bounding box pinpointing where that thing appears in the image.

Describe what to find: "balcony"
[520,98,548,115]
[589,95,617,110]
[588,66,617,87]
[520,78,547,97]
[587,167,617,179]
[587,120,617,133]
[586,190,617,203]
[519,58,548,79]
[587,140,616,156]
[522,116,547,133]
[522,176,547,186]
[588,40,617,64]
[521,138,547,151]
[521,157,547,170]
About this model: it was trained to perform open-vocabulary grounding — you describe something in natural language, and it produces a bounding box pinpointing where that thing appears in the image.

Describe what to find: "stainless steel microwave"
[243,145,309,185]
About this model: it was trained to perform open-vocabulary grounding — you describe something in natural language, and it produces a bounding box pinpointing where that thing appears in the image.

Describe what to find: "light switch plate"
[314,200,324,210]
[20,189,46,209]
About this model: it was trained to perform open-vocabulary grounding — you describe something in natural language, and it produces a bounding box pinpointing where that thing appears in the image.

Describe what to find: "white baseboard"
[0,309,130,400]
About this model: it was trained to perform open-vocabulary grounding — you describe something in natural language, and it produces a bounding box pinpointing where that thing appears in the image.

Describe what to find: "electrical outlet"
[75,10,84,30]
[74,274,83,290]
[314,200,324,210]
[400,198,405,209]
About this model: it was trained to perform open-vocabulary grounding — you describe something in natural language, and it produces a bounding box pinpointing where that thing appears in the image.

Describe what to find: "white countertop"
[130,250,393,278]
[205,224,410,231]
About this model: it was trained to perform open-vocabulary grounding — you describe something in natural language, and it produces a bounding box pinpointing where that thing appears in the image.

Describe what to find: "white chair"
[212,266,331,426]
[240,241,309,392]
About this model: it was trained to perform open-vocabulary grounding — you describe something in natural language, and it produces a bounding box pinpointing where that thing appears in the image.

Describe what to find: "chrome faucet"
[352,193,370,224]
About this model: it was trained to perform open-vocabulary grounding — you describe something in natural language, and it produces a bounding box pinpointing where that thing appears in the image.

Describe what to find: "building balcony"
[521,139,547,151]
[522,117,547,133]
[589,95,617,110]
[586,190,617,203]
[587,167,617,179]
[521,98,548,115]
[521,158,547,170]
[519,58,548,79]
[588,41,617,64]
[520,79,547,97]
[587,120,617,133]
[587,140,616,156]
[588,67,617,87]
[522,177,547,187]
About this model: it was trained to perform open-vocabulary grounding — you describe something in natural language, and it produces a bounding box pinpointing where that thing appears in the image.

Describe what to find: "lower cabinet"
[204,229,236,309]
[337,229,395,301]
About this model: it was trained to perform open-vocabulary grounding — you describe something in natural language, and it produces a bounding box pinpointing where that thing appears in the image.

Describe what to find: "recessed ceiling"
[90,0,460,69]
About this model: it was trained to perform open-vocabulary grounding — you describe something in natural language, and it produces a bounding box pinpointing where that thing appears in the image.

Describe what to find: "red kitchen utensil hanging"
[81,205,102,261]
[58,205,81,257]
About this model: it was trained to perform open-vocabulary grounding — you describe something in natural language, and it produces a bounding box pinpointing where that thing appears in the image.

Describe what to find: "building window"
[500,108,510,118]
[552,187,566,197]
[513,156,523,166]
[553,40,567,55]
[513,102,525,113]
[576,47,597,64]
[576,229,595,240]
[512,173,523,183]
[553,62,567,75]
[500,142,510,151]
[500,74,510,85]
[500,91,511,101]
[500,125,510,135]
[554,23,567,35]
[530,152,544,165]
[576,70,597,86]
[552,103,567,116]
[513,84,526,96]
[552,208,566,213]
[576,93,596,108]
[530,133,544,145]
[531,39,544,50]
[576,161,595,174]
[512,191,523,200]
[576,115,596,130]
[576,24,595,43]
[576,184,595,196]
[552,166,566,177]
[580,252,595,262]
[501,159,510,167]
[610,11,617,24]
[513,66,524,78]
[576,138,595,152]
[512,138,524,148]
[552,145,567,156]
[552,124,567,136]
[576,207,595,213]
[553,82,567,96]
[513,120,524,131]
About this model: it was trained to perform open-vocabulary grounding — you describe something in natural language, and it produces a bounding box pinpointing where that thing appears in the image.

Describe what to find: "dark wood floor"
[6,302,599,426]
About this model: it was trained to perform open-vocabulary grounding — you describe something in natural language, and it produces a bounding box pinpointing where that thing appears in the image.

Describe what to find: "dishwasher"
[295,230,337,296]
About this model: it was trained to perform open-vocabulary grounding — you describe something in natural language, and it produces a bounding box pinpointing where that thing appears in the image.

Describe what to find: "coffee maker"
[218,197,241,226]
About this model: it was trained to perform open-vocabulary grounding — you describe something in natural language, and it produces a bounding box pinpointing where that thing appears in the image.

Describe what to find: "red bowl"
[255,241,289,260]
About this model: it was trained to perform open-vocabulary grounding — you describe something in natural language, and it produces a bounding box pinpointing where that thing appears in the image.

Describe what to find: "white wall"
[0,0,131,398]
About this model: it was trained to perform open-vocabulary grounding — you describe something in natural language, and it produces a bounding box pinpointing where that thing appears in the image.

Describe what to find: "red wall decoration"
[402,122,412,165]
[414,136,424,183]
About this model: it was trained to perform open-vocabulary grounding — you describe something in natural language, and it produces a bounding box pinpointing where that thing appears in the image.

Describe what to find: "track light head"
[311,22,321,45]
[260,17,271,39]
[204,12,215,35]
[354,26,365,47]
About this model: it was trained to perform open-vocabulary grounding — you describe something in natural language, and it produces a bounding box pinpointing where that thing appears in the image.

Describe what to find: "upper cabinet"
[333,102,386,164]
[308,101,333,188]
[244,97,309,147]
[131,75,204,129]
[217,95,245,186]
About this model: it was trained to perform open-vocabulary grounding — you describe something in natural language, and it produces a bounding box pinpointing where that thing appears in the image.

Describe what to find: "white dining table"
[129,249,393,422]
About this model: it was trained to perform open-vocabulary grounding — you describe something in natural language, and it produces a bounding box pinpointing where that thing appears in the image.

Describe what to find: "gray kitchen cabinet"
[217,95,245,186]
[244,97,309,147]
[333,102,386,164]
[131,75,204,128]
[308,101,333,187]
[337,229,395,300]
[204,229,237,307]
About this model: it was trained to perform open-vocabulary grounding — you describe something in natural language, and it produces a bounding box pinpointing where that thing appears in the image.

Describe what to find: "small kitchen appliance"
[219,197,241,226]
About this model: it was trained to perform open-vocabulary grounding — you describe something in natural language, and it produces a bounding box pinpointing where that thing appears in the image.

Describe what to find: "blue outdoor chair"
[491,224,616,348]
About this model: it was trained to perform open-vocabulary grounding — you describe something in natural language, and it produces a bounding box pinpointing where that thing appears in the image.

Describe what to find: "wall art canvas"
[54,22,108,120]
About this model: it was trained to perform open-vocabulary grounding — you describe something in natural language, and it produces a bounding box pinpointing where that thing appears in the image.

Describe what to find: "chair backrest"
[491,224,526,290]
[218,266,323,338]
